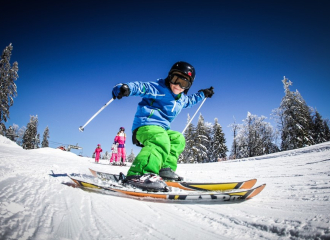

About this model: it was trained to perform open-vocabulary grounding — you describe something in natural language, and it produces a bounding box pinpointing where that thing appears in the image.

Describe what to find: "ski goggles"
[169,73,192,89]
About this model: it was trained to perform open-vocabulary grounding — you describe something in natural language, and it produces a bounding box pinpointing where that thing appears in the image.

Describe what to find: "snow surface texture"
[0,135,329,240]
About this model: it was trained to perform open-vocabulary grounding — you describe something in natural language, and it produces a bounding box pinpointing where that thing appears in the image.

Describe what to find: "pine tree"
[273,77,314,151]
[22,115,39,149]
[211,118,228,161]
[181,114,196,163]
[35,133,40,148]
[229,117,239,159]
[235,112,278,158]
[204,121,213,161]
[5,126,16,141]
[9,123,26,146]
[323,120,330,141]
[0,44,19,124]
[0,122,6,135]
[194,114,209,163]
[16,125,26,146]
[127,149,135,162]
[41,126,50,147]
[102,151,110,160]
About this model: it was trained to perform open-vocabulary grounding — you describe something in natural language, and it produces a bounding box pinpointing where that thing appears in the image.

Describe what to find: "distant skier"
[109,142,118,165]
[111,61,214,191]
[94,144,102,163]
[114,127,126,166]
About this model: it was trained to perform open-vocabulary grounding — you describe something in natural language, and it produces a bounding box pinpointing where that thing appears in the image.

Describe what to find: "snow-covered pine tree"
[204,121,213,162]
[235,112,278,158]
[5,126,15,141]
[324,119,330,141]
[181,114,196,163]
[102,151,110,160]
[0,123,6,135]
[41,126,50,147]
[211,118,228,161]
[235,112,254,158]
[10,123,26,146]
[273,77,314,151]
[0,44,19,124]
[35,133,40,148]
[258,117,279,155]
[22,115,39,149]
[194,114,209,163]
[127,149,135,162]
[16,125,26,146]
[229,117,239,159]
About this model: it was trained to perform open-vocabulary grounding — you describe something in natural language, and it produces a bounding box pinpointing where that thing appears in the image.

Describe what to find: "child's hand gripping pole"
[79,98,114,132]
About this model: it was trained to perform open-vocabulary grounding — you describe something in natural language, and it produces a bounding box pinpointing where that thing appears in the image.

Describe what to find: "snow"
[0,135,329,240]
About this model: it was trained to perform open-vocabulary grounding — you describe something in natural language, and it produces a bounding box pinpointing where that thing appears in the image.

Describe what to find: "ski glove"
[112,84,130,99]
[198,86,214,98]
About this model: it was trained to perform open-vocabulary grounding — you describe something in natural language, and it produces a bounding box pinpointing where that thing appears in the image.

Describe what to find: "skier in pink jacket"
[94,144,102,163]
[114,127,126,166]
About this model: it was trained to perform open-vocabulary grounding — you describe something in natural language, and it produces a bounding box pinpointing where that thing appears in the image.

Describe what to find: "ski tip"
[89,168,98,177]
[240,179,257,189]
[246,184,266,199]
[79,126,84,132]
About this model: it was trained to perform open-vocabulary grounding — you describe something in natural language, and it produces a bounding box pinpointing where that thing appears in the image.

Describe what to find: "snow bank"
[0,135,22,149]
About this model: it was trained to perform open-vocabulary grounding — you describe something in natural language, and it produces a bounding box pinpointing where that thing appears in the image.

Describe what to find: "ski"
[89,168,257,191]
[68,174,266,202]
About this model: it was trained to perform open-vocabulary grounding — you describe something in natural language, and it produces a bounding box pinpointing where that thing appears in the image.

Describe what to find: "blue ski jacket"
[125,79,205,132]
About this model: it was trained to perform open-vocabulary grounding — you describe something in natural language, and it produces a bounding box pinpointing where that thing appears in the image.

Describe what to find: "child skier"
[111,61,214,191]
[94,144,102,163]
[114,127,126,166]
[109,142,118,165]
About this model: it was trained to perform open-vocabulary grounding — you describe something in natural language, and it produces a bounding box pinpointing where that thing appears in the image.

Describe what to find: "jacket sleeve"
[126,81,164,99]
[183,91,205,108]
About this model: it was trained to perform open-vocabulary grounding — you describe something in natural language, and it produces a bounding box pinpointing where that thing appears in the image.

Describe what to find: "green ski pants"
[127,125,185,177]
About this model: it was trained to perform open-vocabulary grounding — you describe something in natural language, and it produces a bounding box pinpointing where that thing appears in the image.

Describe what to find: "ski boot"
[121,173,169,192]
[159,168,184,181]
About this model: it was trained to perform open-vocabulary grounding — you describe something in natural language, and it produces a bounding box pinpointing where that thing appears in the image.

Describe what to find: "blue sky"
[1,0,330,157]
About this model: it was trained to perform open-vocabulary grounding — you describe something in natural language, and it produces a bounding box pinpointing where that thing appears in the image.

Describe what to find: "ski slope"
[0,135,329,239]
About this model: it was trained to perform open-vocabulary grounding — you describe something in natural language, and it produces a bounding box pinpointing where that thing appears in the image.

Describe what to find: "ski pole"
[79,98,114,132]
[182,97,207,134]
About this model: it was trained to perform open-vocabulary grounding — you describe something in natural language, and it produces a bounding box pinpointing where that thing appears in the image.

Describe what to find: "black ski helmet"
[168,61,195,94]
[169,61,195,82]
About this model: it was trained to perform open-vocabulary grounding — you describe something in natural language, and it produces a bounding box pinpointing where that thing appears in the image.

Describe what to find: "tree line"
[181,76,330,162]
[1,115,50,149]
[0,43,50,149]
[180,115,228,163]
